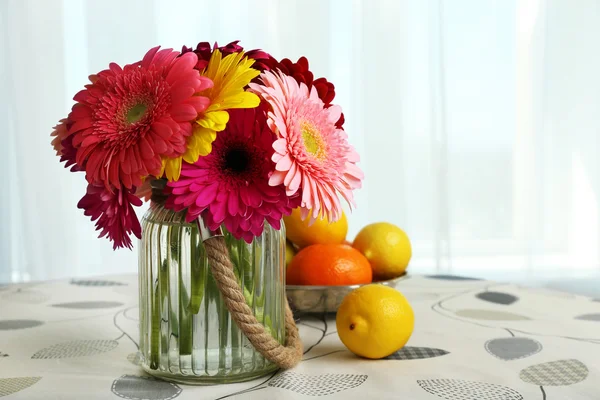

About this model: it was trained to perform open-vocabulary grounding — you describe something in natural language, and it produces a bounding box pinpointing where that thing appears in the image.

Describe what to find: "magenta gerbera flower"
[166,107,300,243]
[69,47,213,189]
[77,183,143,249]
[249,71,364,223]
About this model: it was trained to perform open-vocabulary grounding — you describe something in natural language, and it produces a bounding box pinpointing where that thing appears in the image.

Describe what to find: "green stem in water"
[150,279,161,369]
[179,226,195,356]
[189,227,204,314]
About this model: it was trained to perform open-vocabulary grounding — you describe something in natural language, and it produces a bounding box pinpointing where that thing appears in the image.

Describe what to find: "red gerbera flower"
[77,183,143,249]
[69,47,213,190]
[182,40,274,72]
[271,57,344,128]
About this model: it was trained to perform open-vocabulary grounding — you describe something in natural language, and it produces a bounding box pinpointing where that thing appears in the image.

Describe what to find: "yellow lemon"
[283,208,348,248]
[285,241,296,268]
[336,284,414,359]
[352,222,411,280]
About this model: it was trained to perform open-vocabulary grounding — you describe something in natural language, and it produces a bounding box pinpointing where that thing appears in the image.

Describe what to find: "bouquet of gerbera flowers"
[51,41,364,249]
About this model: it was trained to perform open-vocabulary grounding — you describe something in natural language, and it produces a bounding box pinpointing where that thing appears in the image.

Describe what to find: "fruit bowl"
[286,274,408,314]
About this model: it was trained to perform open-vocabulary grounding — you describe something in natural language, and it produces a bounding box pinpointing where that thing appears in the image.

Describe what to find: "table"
[1,274,599,399]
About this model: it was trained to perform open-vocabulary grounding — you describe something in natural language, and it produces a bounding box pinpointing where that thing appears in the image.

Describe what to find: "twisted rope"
[204,236,303,369]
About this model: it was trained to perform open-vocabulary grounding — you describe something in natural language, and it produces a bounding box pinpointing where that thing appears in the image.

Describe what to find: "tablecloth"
[1,274,599,399]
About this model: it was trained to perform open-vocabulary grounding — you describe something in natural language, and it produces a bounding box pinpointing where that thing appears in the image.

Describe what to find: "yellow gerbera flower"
[162,50,261,181]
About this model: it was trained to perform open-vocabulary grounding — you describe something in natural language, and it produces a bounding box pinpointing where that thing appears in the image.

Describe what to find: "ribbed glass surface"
[138,202,286,384]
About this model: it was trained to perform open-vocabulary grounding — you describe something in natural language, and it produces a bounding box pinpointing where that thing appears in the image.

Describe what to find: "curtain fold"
[1,0,600,283]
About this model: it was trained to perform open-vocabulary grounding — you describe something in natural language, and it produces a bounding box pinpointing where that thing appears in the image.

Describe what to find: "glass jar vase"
[138,199,287,384]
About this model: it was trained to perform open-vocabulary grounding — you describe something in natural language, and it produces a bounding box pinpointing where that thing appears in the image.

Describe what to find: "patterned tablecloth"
[1,274,599,399]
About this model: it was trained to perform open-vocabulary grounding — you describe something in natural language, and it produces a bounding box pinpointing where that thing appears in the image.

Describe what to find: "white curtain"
[2,0,600,283]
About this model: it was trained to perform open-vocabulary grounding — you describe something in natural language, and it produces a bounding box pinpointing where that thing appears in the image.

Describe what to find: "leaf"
[426,275,482,281]
[485,337,542,360]
[268,372,367,396]
[575,313,600,321]
[417,379,523,400]
[455,309,530,321]
[0,320,44,330]
[520,359,588,386]
[0,377,41,397]
[50,301,123,309]
[111,375,182,400]
[385,346,449,360]
[476,291,518,305]
[70,279,127,286]
[32,339,118,359]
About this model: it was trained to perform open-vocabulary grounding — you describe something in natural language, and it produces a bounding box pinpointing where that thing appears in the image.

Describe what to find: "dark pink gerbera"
[69,47,213,189]
[77,183,143,249]
[166,107,300,243]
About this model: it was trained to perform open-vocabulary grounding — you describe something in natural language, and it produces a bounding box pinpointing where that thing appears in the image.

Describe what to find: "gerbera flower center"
[224,148,250,173]
[300,120,326,160]
[126,103,149,124]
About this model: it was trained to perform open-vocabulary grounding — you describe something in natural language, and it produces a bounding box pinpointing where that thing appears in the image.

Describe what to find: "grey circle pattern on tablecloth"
[0,320,44,330]
[455,309,530,321]
[31,340,119,359]
[70,279,127,286]
[50,301,124,309]
[426,275,482,281]
[268,372,368,396]
[574,313,600,321]
[111,375,182,400]
[384,346,449,360]
[0,377,42,397]
[485,337,542,361]
[519,359,589,386]
[417,379,523,400]
[476,291,519,305]
[0,352,7,358]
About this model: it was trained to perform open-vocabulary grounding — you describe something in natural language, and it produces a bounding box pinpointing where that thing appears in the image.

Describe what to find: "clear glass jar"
[138,200,286,385]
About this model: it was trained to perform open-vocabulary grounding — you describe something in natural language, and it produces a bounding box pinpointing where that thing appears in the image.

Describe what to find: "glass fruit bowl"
[285,274,407,314]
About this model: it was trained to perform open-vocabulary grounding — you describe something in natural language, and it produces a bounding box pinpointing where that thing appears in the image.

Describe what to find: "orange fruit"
[283,208,348,248]
[286,244,372,286]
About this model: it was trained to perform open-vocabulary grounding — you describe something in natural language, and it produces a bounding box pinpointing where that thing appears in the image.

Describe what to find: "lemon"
[352,222,411,280]
[336,284,414,359]
[284,208,348,248]
[285,241,296,268]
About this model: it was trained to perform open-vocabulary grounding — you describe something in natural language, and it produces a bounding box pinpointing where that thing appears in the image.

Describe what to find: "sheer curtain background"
[1,0,600,284]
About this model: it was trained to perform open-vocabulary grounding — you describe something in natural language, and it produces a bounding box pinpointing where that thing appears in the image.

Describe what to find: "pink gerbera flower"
[69,47,213,189]
[166,107,300,243]
[249,71,363,223]
[77,183,143,249]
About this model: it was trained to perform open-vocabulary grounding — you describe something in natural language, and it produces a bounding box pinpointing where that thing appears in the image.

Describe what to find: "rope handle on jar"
[197,219,303,369]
